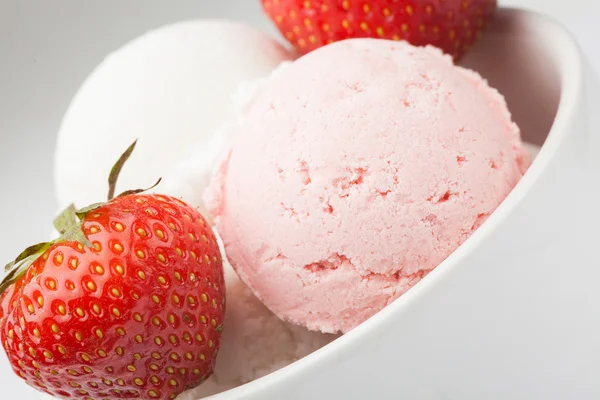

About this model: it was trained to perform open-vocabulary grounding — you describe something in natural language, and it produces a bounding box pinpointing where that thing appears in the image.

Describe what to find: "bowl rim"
[207,7,585,399]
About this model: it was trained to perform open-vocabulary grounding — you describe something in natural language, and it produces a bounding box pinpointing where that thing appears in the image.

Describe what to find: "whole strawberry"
[262,0,497,60]
[0,142,225,400]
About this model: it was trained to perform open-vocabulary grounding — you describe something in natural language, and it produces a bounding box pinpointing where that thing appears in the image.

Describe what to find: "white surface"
[0,1,598,399]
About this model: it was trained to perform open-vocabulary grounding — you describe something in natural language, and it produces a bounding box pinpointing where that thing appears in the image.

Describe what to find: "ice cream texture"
[54,19,292,212]
[207,38,531,334]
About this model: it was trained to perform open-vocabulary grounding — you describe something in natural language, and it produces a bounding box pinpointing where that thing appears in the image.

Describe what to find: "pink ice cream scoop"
[206,38,531,334]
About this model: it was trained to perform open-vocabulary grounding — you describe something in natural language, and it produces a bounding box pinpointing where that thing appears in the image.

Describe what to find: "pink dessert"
[207,38,531,334]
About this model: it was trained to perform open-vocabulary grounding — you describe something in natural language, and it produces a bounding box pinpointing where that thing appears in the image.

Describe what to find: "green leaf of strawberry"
[53,204,78,235]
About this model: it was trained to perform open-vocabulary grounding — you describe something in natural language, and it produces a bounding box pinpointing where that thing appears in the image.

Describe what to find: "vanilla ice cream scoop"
[206,39,532,334]
[54,19,292,211]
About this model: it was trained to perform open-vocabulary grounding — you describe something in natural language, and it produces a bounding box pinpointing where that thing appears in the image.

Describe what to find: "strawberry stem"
[106,139,162,200]
[108,139,138,200]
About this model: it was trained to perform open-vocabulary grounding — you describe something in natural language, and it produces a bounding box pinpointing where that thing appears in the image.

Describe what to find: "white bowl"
[205,8,600,400]
[10,6,600,400]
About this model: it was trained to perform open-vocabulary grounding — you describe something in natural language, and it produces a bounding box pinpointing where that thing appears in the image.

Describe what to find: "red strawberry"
[0,142,225,400]
[262,0,497,60]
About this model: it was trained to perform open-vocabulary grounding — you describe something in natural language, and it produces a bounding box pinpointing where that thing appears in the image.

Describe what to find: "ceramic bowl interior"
[462,9,563,148]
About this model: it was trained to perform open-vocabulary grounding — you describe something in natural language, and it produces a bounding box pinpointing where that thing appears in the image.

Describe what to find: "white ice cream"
[54,19,292,211]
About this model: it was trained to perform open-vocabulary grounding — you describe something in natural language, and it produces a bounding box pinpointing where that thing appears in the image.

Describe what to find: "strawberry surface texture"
[0,194,225,399]
[263,0,497,59]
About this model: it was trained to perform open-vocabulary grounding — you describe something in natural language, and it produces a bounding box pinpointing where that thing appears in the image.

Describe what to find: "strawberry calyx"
[0,206,91,294]
[0,139,161,295]
[1,242,53,292]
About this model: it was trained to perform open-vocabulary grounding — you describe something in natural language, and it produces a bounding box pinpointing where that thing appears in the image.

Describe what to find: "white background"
[0,0,598,398]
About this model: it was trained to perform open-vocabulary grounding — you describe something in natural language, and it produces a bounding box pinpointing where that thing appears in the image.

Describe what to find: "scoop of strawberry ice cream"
[206,38,531,334]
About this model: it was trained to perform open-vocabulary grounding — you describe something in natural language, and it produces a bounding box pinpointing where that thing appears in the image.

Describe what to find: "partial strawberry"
[0,141,225,400]
[262,0,497,60]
